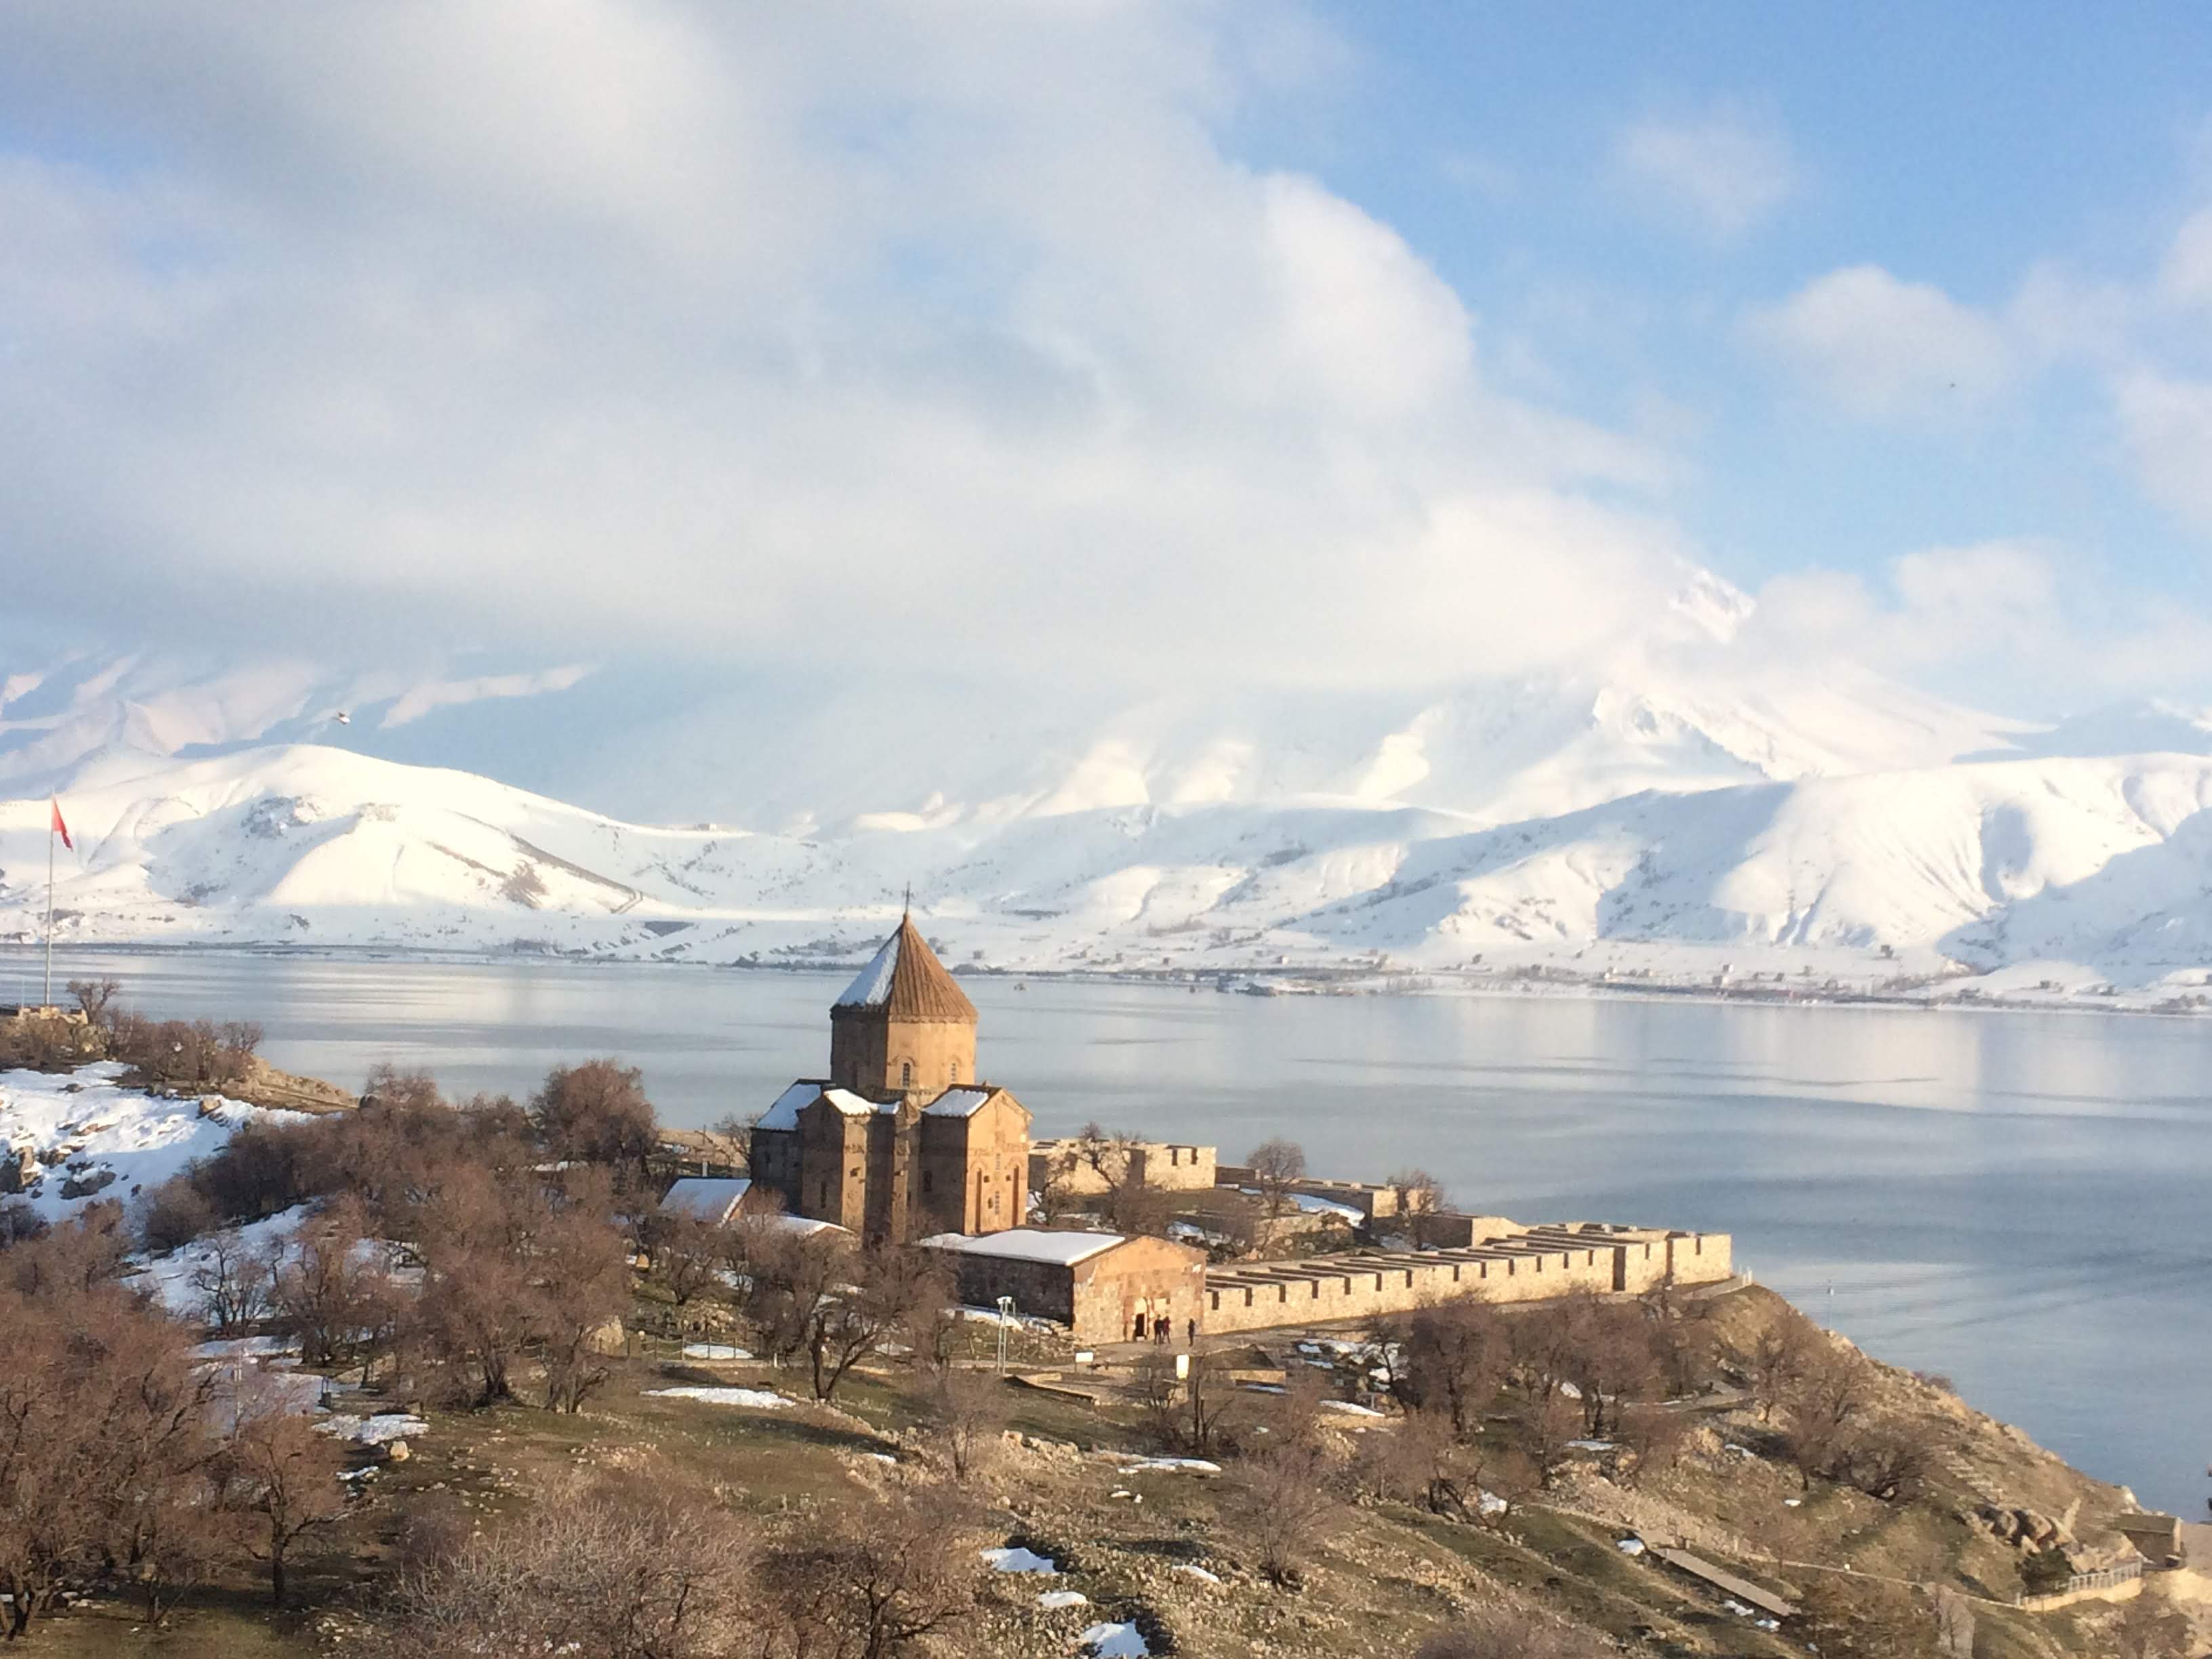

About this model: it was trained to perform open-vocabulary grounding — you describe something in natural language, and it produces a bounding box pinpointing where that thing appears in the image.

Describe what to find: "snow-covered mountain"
[8,729,2212,999]
[12,598,2212,998]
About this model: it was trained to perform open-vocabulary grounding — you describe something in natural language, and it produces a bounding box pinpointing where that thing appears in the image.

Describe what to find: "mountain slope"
[8,741,2212,997]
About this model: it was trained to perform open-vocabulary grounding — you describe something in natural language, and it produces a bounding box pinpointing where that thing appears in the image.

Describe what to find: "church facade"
[747,915,1031,1243]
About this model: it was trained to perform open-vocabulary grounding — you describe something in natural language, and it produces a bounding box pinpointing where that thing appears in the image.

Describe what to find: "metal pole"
[43,812,54,1009]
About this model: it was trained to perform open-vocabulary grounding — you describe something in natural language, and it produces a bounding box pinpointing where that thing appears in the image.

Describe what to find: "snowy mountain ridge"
[8,733,2212,1000]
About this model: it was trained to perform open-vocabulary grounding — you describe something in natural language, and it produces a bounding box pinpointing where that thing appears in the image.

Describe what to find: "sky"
[3,1,2212,727]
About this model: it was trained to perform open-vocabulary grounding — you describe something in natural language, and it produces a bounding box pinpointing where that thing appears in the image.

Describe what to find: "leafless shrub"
[375,1468,755,1659]
[922,1368,1007,1484]
[137,1175,220,1252]
[1233,1438,1344,1589]
[752,1485,981,1659]
[1412,1601,1610,1659]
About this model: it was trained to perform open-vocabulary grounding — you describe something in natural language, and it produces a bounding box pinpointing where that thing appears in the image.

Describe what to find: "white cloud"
[1614,103,1797,239]
[2156,208,2212,310]
[0,1,1694,693]
[2114,371,2212,530]
[380,665,595,730]
[1752,541,2059,670]
[1745,264,2015,419]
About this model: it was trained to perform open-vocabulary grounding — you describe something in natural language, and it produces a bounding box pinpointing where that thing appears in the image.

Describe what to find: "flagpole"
[44,811,56,1010]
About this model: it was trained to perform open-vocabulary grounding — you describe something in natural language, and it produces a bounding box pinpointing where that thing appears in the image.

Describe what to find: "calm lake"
[18,949,2210,1515]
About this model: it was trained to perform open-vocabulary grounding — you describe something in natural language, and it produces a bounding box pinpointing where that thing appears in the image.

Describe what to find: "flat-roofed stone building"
[748,914,1031,1243]
[922,1227,1209,1346]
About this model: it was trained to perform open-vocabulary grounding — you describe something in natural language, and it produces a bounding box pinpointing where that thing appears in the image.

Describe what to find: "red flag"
[49,798,71,851]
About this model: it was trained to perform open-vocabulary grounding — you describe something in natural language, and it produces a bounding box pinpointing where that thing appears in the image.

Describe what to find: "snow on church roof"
[754,1082,878,1132]
[834,916,977,1022]
[921,1228,1128,1267]
[923,1086,996,1119]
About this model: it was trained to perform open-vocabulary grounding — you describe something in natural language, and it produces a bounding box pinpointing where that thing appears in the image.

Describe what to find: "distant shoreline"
[5,939,2207,1022]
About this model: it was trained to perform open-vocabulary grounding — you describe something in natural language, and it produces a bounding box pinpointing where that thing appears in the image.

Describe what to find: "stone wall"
[1202,1225,1734,1335]
[1031,1139,1217,1195]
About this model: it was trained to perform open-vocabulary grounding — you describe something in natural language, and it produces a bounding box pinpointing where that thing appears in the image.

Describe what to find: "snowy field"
[0,1062,308,1225]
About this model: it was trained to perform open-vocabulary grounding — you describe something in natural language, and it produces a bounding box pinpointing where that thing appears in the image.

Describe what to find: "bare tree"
[1233,1438,1343,1588]
[1746,1307,1818,1422]
[804,1246,952,1404]
[1246,1136,1307,1218]
[1932,1587,1976,1658]
[531,1185,633,1414]
[212,1399,348,1606]
[1614,1403,1691,1486]
[0,1258,216,1639]
[66,976,122,1039]
[374,1467,754,1659]
[1135,1347,1238,1456]
[1778,1332,1875,1490]
[1399,1298,1508,1437]
[190,1227,276,1332]
[363,1063,446,1113]
[753,1486,981,1659]
[651,1214,724,1307]
[531,1059,658,1194]
[922,1368,1006,1484]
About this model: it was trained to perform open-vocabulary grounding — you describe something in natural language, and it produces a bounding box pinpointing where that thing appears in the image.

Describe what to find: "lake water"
[19,949,2210,1515]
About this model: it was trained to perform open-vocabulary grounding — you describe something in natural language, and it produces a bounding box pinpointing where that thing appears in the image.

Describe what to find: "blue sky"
[1267,3,2212,610]
[2,1,2211,722]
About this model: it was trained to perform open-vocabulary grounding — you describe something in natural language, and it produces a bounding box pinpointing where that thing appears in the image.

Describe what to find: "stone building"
[747,914,1031,1244]
[923,1227,1209,1347]
[1029,1136,1217,1197]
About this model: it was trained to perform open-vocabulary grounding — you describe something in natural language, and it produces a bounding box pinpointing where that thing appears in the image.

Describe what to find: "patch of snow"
[646,1387,788,1409]
[1477,1490,1508,1516]
[194,1334,300,1360]
[1174,1563,1223,1584]
[1038,1589,1089,1610]
[1078,1621,1151,1658]
[980,1547,1058,1575]
[1617,1538,1646,1556]
[321,1412,427,1445]
[1566,1439,1616,1452]
[681,1343,752,1361]
[1116,1456,1220,1475]
[1321,1400,1387,1418]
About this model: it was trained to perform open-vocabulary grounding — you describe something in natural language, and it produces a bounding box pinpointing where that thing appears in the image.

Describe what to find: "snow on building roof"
[832,915,977,1022]
[923,1086,996,1118]
[920,1227,1128,1267]
[823,1088,876,1115]
[659,1177,753,1224]
[755,1081,823,1132]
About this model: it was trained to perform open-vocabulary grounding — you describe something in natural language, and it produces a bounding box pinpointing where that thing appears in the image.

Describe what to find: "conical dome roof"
[834,914,977,1022]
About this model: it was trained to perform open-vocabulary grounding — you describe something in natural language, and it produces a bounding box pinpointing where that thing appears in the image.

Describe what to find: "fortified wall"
[1202,1222,1733,1335]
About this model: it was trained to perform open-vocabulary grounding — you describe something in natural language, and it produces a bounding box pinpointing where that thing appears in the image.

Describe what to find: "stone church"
[747,914,1031,1243]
